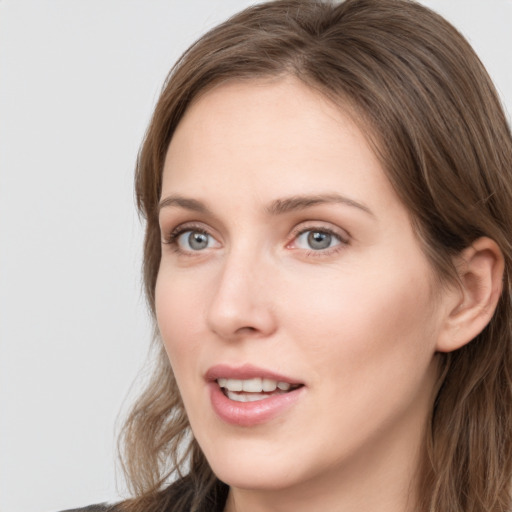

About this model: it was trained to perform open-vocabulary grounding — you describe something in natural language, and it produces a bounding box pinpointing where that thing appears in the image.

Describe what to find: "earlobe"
[436,237,504,353]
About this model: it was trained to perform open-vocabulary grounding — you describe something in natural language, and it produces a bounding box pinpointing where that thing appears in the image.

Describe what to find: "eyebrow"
[158,193,374,217]
[266,194,374,217]
[159,195,213,215]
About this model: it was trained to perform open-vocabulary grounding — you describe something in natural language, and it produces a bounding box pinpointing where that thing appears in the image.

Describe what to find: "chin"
[201,439,306,491]
[213,462,300,492]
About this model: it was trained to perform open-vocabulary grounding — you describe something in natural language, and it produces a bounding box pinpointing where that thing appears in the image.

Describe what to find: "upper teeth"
[217,377,291,392]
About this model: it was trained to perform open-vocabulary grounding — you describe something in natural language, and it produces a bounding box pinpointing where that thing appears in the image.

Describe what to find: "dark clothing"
[59,477,229,512]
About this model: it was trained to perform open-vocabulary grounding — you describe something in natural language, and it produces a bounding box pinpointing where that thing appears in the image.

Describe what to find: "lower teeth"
[224,389,285,402]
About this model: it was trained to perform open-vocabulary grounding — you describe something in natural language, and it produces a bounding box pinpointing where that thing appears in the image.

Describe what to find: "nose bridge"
[206,241,276,339]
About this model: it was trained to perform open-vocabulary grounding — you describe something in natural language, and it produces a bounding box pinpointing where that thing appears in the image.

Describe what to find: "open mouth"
[217,377,303,402]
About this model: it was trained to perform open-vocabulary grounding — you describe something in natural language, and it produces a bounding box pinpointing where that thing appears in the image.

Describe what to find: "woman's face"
[156,78,448,504]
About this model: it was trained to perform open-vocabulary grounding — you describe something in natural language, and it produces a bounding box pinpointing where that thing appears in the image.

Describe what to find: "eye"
[179,231,213,251]
[165,226,220,253]
[291,227,347,253]
[297,230,336,250]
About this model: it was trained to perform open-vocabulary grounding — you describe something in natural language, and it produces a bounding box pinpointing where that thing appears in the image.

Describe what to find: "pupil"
[189,232,208,250]
[307,231,331,250]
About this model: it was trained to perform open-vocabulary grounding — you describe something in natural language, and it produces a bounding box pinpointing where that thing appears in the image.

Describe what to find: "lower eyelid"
[303,245,346,257]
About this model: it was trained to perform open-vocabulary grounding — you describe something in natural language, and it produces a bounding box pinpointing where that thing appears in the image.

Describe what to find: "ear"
[436,237,504,353]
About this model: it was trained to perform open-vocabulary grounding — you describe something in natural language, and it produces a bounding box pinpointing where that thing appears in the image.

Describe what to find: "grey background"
[1,1,511,511]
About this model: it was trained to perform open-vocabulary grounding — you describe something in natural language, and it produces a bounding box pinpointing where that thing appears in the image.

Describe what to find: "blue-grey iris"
[189,232,209,250]
[308,231,331,250]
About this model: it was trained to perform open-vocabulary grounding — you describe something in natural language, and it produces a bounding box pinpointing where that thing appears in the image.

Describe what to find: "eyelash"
[162,223,210,253]
[289,226,349,257]
[162,223,350,257]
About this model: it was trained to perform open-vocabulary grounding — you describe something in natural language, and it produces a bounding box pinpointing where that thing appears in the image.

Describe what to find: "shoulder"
[59,505,118,512]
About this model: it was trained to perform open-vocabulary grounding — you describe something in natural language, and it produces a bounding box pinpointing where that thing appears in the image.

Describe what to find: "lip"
[206,364,305,427]
[205,363,303,385]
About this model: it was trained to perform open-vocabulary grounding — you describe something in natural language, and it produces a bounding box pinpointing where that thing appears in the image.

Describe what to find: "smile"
[217,377,303,402]
[206,365,305,426]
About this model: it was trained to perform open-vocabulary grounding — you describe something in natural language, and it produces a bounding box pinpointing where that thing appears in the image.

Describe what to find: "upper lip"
[205,363,303,385]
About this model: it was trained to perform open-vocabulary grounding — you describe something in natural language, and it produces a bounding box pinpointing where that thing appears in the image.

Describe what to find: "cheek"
[279,265,439,461]
[283,254,438,388]
[155,272,204,375]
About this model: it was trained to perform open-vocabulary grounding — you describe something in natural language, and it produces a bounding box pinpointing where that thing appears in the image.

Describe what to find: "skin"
[155,77,468,512]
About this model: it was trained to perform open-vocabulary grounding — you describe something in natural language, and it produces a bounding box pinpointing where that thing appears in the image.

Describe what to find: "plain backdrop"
[0,1,511,511]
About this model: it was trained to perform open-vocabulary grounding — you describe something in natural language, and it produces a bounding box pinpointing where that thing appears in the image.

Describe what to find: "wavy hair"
[118,1,512,510]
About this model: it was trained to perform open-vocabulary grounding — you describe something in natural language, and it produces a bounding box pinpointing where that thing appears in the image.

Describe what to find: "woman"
[66,0,512,510]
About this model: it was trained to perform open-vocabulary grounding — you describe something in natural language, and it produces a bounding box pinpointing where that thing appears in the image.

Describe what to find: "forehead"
[162,77,401,217]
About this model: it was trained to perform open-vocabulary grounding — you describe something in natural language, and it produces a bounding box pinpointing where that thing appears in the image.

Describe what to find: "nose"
[206,251,277,341]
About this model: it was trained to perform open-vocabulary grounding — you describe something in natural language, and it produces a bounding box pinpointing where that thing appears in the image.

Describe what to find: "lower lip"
[208,382,304,427]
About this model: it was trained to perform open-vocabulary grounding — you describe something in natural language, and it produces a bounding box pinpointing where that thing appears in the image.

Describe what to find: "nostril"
[237,326,257,333]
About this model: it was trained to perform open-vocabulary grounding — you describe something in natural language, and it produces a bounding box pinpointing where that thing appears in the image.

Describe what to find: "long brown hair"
[118,1,512,510]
